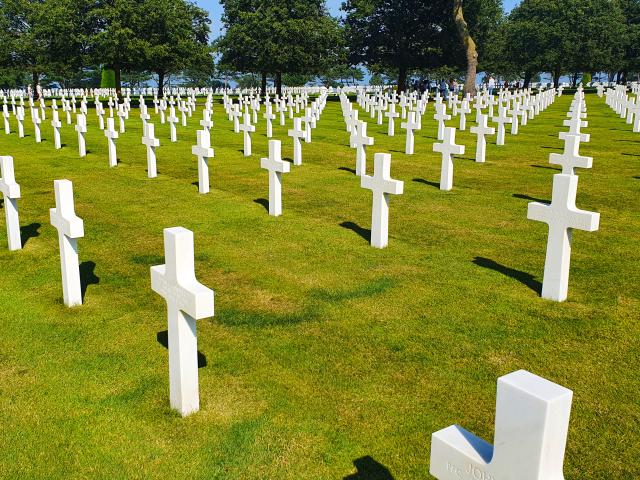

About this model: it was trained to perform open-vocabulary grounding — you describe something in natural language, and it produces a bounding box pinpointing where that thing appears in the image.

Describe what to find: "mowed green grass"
[0,93,638,479]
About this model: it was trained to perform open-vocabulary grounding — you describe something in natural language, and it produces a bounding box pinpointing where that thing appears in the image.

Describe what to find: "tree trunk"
[621,70,628,84]
[261,71,267,97]
[276,72,282,97]
[454,0,478,97]
[158,71,165,98]
[115,65,122,99]
[397,67,407,93]
[523,70,532,88]
[553,66,561,89]
[616,70,622,84]
[32,71,39,98]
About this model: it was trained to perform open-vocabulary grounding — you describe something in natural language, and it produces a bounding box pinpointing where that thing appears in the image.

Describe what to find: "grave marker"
[50,180,84,307]
[361,153,404,249]
[151,227,214,417]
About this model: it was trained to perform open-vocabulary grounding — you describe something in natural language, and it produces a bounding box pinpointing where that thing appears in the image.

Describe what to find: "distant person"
[488,76,496,95]
[439,79,448,100]
[27,84,33,99]
[36,83,42,100]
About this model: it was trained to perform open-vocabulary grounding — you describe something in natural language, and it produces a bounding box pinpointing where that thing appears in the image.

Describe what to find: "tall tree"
[91,0,147,96]
[216,0,342,95]
[501,0,625,88]
[140,0,212,97]
[0,0,90,88]
[342,0,500,92]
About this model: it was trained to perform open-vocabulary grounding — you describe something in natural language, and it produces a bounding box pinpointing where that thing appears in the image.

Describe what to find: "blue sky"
[195,0,522,38]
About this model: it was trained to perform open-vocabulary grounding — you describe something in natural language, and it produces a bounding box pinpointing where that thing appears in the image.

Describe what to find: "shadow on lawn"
[530,164,561,171]
[473,257,541,294]
[253,198,269,212]
[344,456,395,480]
[156,330,207,368]
[340,221,371,243]
[512,193,548,204]
[80,261,100,301]
[20,222,41,247]
[413,178,440,189]
[338,166,357,174]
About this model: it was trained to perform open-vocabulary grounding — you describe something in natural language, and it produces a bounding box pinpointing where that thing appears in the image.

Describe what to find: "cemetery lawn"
[0,95,638,479]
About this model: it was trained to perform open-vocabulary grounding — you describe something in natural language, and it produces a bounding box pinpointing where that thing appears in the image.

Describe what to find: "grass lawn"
[0,93,638,479]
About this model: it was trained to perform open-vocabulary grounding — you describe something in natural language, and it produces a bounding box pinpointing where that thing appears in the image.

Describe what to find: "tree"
[90,0,147,96]
[216,0,342,95]
[0,0,90,89]
[617,0,640,82]
[139,0,212,97]
[342,0,500,92]
[500,0,625,88]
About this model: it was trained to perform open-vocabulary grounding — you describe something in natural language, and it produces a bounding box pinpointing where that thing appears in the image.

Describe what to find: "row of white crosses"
[527,90,600,302]
[604,85,640,133]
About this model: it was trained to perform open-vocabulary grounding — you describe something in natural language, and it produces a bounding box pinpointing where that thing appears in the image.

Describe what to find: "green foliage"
[138,0,212,94]
[494,0,626,84]
[215,0,342,78]
[342,0,501,90]
[101,68,116,88]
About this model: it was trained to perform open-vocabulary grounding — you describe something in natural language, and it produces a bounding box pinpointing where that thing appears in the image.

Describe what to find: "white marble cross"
[385,102,400,136]
[75,113,87,157]
[239,112,255,156]
[430,370,573,480]
[361,153,404,249]
[117,105,126,133]
[401,111,420,155]
[470,114,495,163]
[33,110,42,143]
[2,104,10,134]
[264,103,276,138]
[16,106,25,138]
[151,227,214,417]
[527,174,600,302]
[260,140,290,216]
[434,127,465,191]
[192,129,214,194]
[0,156,22,251]
[51,109,62,149]
[550,134,592,175]
[104,117,119,167]
[350,120,374,176]
[458,100,471,131]
[302,108,314,143]
[288,117,306,166]
[167,107,179,142]
[346,109,359,134]
[200,109,213,132]
[434,103,451,141]
[50,180,85,307]
[142,123,160,178]
[492,105,510,146]
[560,116,589,143]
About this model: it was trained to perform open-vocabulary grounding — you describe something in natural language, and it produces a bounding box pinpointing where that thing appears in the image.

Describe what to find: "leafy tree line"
[0,0,212,95]
[0,0,638,93]
[484,0,640,87]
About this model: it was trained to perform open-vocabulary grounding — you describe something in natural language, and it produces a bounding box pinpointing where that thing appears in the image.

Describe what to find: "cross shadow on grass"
[156,330,207,368]
[530,164,561,171]
[338,166,357,174]
[512,193,548,204]
[343,456,395,480]
[254,198,269,212]
[340,221,370,243]
[473,257,541,294]
[413,178,440,189]
[80,261,100,302]
[20,222,41,247]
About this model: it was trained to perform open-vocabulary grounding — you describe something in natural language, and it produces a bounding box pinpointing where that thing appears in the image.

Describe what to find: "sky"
[195,0,522,39]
